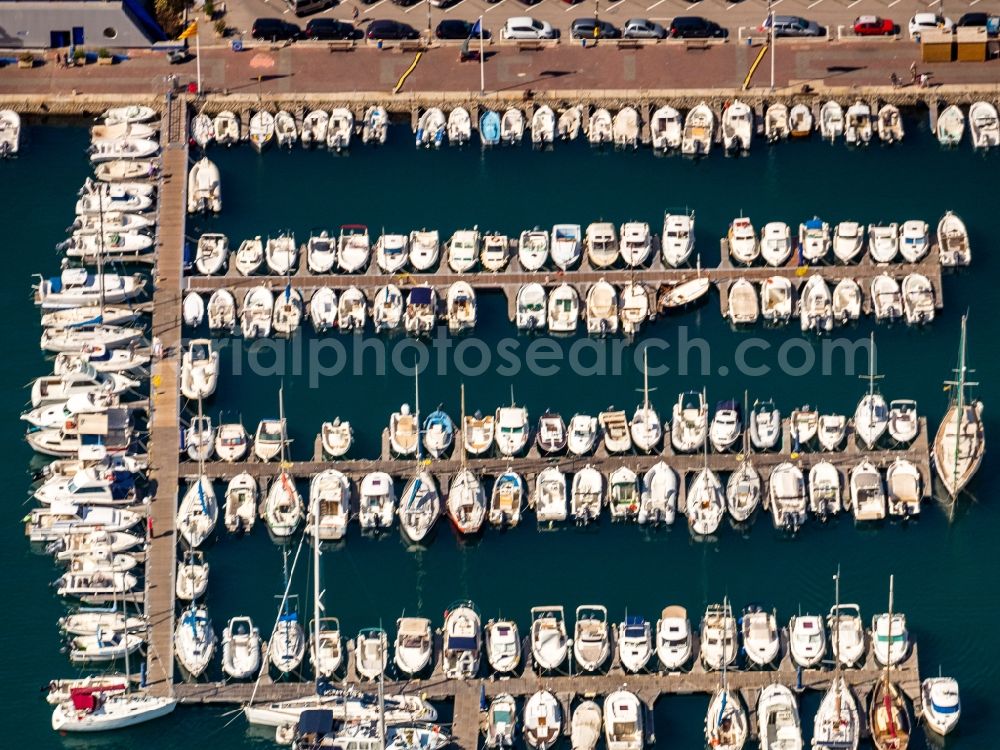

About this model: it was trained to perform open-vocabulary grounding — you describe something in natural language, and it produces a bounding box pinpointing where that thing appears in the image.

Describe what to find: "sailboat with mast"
[854,333,888,448]
[176,396,218,548]
[310,506,344,678]
[704,599,748,749]
[726,391,761,523]
[629,349,662,452]
[868,575,911,750]
[447,384,486,535]
[269,546,306,674]
[933,314,985,502]
[812,570,860,749]
[264,386,303,538]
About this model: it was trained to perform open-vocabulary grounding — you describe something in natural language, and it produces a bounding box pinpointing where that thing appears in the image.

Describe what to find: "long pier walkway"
[143,93,188,698]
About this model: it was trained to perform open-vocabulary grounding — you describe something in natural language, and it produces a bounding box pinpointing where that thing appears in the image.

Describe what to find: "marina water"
[3,116,998,747]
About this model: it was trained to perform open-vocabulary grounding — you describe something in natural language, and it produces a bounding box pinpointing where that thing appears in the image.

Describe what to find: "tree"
[154,0,188,38]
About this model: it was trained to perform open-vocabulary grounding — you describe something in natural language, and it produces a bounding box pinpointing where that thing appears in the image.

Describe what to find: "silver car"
[761,15,824,37]
[623,18,667,39]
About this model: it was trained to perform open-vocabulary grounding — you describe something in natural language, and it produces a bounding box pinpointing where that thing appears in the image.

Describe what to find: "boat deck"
[143,93,187,699]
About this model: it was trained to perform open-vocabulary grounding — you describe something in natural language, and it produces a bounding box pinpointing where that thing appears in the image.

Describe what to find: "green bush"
[73,48,86,61]
[214,19,227,37]
[97,47,111,58]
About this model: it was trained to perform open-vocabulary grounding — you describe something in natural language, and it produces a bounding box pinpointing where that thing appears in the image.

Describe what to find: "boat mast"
[97,187,107,319]
[862,332,883,428]
[643,349,650,412]
[414,365,422,462]
[312,475,322,692]
[832,567,842,715]
[460,383,466,469]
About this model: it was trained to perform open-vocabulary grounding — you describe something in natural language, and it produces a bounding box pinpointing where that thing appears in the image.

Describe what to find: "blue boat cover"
[410,287,433,305]
[804,218,823,230]
[297,709,334,735]
[448,635,478,650]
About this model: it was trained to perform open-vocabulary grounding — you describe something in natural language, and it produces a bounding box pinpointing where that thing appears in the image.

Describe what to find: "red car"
[853,15,895,36]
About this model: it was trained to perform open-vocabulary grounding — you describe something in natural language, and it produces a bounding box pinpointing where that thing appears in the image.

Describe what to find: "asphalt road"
[222,0,999,40]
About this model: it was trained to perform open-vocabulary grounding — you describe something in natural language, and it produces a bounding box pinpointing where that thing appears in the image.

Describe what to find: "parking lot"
[222,0,999,42]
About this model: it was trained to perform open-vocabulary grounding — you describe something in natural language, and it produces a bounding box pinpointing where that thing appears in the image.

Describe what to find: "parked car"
[669,16,726,39]
[435,20,491,40]
[570,18,621,39]
[853,16,895,36]
[501,17,557,39]
[908,13,953,39]
[956,12,989,28]
[251,17,301,42]
[623,18,667,39]
[304,19,358,40]
[287,0,335,16]
[391,0,423,6]
[760,15,823,37]
[366,19,420,40]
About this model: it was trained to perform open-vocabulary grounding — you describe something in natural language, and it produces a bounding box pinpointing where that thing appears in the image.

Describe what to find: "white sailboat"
[630,350,661,452]
[854,334,888,448]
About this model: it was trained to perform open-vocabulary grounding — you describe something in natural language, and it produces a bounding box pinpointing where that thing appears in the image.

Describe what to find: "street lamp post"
[769,0,775,90]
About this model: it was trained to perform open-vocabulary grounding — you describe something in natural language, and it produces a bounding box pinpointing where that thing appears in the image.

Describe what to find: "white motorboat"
[415,107,445,148]
[447,469,486,535]
[619,221,652,267]
[307,469,351,541]
[700,603,737,671]
[515,283,546,330]
[531,105,555,146]
[337,287,367,332]
[557,105,582,140]
[765,103,790,142]
[309,287,337,333]
[726,278,758,325]
[530,606,568,671]
[306,229,337,273]
[798,217,830,263]
[320,418,353,459]
[501,108,525,145]
[441,602,481,677]
[305,619,345,689]
[174,604,216,677]
[876,104,904,144]
[571,700,601,750]
[760,221,792,266]
[64,231,154,260]
[808,460,841,519]
[534,467,567,523]
[394,617,432,676]
[599,409,631,454]
[26,504,141,543]
[722,99,752,152]
[222,616,261,679]
[671,391,707,453]
[481,233,510,271]
[749,399,781,450]
[518,228,549,271]
[73,210,154,235]
[447,107,472,145]
[710,399,742,453]
[375,232,409,273]
[551,224,582,270]
[789,614,826,667]
[180,339,219,400]
[757,684,802,750]
[489,471,524,527]
[655,606,691,669]
[187,157,221,213]
[34,268,145,310]
[356,627,389,680]
[446,282,476,334]
[55,570,137,598]
[224,472,257,533]
[235,236,264,276]
[265,470,304,537]
[922,677,961,735]
[871,611,909,666]
[567,414,598,456]
[524,690,562,750]
[845,101,872,145]
[176,550,209,601]
[936,104,964,146]
[769,462,807,532]
[213,110,239,145]
[327,108,354,151]
[832,278,862,323]
[0,108,21,156]
[639,462,677,526]
[495,402,529,457]
[390,404,419,457]
[207,289,236,332]
[619,282,651,336]
[687,467,724,537]
[681,102,714,155]
[817,414,847,452]
[899,219,930,263]
[547,283,579,334]
[300,110,329,147]
[358,471,396,531]
[249,111,274,151]
[373,284,404,332]
[661,212,695,267]
[726,461,761,523]
[618,615,653,672]
[463,410,495,456]
[886,457,921,516]
[901,273,934,324]
[409,229,440,271]
[650,105,682,150]
[936,210,970,267]
[573,605,610,672]
[177,476,217,548]
[833,221,865,263]
[22,392,119,430]
[272,287,304,336]
[850,459,885,522]
[214,419,249,462]
[585,222,619,269]
[868,223,899,264]
[888,399,918,444]
[612,106,640,148]
[760,275,793,323]
[586,280,618,334]
[741,607,780,667]
[90,137,159,163]
[445,228,479,273]
[820,101,844,140]
[241,285,274,338]
[423,408,455,458]
[398,471,440,543]
[486,619,521,673]
[361,105,388,145]
[603,689,643,750]
[337,224,370,273]
[570,465,603,524]
[828,602,865,668]
[588,108,612,146]
[405,286,438,335]
[608,466,639,521]
[799,274,833,333]
[272,110,296,148]
[969,100,999,149]
[265,232,298,275]
[727,217,758,265]
[93,159,157,182]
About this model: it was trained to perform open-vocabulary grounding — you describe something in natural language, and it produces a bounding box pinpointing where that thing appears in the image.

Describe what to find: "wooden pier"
[180,417,932,514]
[143,93,188,699]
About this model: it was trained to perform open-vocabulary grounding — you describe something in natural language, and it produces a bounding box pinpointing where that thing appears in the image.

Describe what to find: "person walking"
[909,61,918,84]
